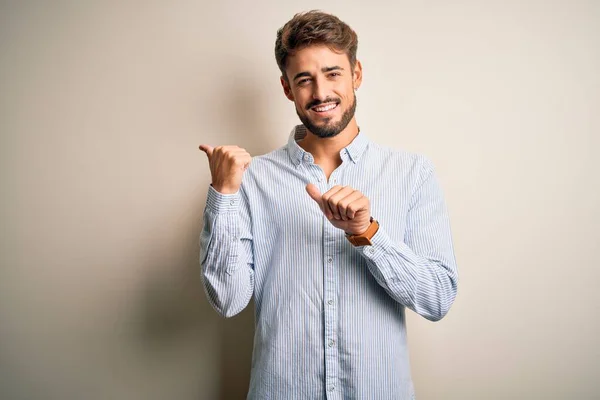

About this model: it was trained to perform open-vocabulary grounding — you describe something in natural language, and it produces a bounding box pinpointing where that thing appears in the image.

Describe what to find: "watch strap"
[346,217,379,246]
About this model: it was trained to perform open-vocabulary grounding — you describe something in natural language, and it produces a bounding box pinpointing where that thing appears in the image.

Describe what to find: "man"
[198,10,458,400]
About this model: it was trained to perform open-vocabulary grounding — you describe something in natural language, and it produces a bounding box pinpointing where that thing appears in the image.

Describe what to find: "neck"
[299,119,360,163]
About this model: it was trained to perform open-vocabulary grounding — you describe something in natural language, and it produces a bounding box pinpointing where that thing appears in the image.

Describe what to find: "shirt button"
[327,299,333,305]
[328,386,335,392]
[229,200,235,206]
[328,339,335,347]
[327,257,333,264]
[368,247,375,255]
[303,154,310,161]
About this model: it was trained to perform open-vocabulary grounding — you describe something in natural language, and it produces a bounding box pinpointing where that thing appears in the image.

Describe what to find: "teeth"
[313,103,337,112]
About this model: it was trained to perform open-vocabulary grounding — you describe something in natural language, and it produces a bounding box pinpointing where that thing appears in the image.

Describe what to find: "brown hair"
[275,10,358,81]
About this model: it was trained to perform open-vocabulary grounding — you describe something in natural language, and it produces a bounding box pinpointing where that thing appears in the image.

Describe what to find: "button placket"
[306,163,325,189]
[323,231,338,397]
[321,171,343,398]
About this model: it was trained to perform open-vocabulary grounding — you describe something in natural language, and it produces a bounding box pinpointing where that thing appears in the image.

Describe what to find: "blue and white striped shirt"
[200,125,458,400]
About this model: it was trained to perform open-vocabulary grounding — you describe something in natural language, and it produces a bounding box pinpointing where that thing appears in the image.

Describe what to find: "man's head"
[275,11,362,138]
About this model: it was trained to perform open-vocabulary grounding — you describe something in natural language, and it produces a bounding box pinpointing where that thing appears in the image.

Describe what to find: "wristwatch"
[345,217,379,246]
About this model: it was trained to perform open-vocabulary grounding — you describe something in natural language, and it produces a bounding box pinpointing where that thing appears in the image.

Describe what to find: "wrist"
[354,222,372,236]
[345,218,379,247]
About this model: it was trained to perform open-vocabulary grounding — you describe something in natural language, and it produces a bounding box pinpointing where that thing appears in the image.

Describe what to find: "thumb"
[305,184,324,209]
[198,144,214,158]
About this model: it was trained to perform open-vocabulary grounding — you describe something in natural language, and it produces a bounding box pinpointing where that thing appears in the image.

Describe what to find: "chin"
[296,95,357,139]
[309,123,344,139]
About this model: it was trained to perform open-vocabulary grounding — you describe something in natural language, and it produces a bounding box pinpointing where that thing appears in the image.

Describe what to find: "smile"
[311,102,339,113]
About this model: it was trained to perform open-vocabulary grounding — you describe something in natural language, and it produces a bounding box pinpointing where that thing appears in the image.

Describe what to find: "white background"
[1,1,598,399]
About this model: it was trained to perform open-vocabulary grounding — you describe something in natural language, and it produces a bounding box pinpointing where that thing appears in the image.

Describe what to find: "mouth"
[310,102,339,116]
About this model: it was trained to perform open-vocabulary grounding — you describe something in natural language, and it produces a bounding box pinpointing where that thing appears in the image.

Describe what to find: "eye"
[297,78,311,86]
[329,72,341,78]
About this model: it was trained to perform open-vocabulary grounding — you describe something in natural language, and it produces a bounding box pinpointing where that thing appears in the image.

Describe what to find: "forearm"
[358,225,458,321]
[200,186,254,318]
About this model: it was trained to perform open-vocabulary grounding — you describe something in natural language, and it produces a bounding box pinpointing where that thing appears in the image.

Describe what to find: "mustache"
[306,98,340,110]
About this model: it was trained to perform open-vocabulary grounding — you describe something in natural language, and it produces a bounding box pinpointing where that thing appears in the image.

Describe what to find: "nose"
[311,77,328,101]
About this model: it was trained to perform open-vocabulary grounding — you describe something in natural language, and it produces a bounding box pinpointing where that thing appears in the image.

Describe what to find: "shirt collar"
[286,124,369,167]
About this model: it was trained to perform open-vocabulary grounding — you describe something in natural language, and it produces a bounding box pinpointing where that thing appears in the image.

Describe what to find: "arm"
[200,185,254,318]
[358,161,458,321]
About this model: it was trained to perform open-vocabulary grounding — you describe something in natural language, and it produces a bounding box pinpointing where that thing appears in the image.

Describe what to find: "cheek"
[342,86,354,99]
[294,99,307,114]
[294,93,310,109]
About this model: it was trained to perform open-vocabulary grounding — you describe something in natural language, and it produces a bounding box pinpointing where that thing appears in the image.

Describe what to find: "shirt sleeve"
[357,160,459,321]
[200,184,254,318]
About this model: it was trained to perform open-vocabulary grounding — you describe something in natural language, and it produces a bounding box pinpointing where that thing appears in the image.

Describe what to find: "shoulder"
[246,145,288,172]
[239,145,290,191]
[367,141,435,178]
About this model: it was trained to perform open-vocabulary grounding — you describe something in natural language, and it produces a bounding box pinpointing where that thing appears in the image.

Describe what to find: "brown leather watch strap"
[346,218,379,247]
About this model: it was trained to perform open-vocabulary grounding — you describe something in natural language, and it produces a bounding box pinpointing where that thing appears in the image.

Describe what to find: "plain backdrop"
[1,1,598,399]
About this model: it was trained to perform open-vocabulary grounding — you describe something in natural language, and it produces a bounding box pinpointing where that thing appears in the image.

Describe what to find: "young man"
[199,10,458,400]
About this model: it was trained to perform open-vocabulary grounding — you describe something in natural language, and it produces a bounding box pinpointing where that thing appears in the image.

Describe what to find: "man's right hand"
[198,145,252,194]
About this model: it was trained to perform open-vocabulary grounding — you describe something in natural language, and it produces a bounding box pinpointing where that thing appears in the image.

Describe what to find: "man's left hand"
[306,184,371,235]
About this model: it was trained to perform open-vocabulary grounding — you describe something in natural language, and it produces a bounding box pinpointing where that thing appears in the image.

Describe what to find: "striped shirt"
[200,125,458,400]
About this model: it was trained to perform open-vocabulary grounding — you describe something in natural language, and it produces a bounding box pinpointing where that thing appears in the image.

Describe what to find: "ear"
[280,76,295,101]
[352,59,363,90]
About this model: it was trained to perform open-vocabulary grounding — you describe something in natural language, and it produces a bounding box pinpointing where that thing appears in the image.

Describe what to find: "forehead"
[285,45,351,76]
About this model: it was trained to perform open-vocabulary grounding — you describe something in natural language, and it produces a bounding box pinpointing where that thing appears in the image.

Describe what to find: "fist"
[199,145,252,194]
[306,184,371,235]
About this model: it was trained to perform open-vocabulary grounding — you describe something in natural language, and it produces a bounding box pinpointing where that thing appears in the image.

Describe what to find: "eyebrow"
[292,66,344,82]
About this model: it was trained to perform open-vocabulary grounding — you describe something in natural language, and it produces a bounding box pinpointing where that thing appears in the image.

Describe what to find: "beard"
[296,93,357,139]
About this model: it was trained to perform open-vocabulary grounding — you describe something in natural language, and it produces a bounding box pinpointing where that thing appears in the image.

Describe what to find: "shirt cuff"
[206,185,241,213]
[356,222,394,262]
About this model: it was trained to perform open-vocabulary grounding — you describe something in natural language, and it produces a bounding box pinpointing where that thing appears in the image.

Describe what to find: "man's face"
[281,45,362,138]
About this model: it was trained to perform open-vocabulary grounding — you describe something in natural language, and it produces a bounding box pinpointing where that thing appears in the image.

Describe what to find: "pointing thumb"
[198,144,214,158]
[305,184,324,210]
